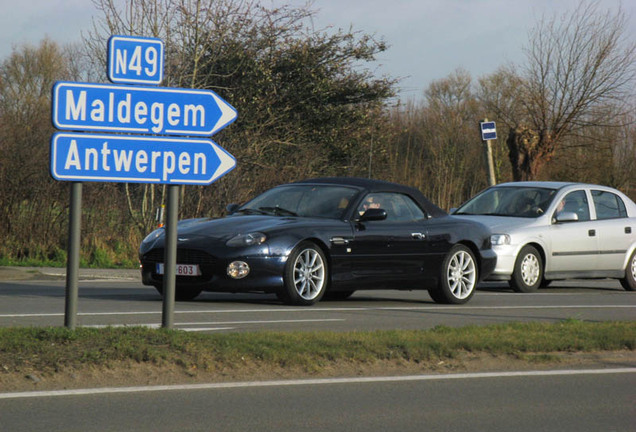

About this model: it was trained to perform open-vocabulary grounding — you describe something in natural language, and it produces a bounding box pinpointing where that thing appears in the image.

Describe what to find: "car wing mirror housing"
[226,203,240,215]
[553,211,579,224]
[359,208,388,222]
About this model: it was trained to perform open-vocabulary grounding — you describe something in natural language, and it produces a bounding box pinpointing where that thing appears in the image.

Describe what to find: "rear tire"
[509,246,542,293]
[280,241,328,306]
[620,250,636,291]
[428,244,477,304]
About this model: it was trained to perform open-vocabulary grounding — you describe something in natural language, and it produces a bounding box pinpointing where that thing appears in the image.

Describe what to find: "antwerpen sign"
[51,132,236,185]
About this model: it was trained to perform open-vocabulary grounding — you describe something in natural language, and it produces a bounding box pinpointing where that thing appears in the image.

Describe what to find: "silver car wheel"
[293,248,326,300]
[446,250,476,300]
[520,253,540,286]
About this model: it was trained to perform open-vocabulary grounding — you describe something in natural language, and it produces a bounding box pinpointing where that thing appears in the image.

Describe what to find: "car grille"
[141,248,220,283]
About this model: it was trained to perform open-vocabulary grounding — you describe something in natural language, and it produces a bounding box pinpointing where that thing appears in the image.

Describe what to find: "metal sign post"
[162,185,179,328]
[64,182,82,329]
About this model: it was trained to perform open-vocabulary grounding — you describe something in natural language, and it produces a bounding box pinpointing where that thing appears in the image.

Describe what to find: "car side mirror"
[226,203,240,215]
[359,208,387,222]
[553,211,579,224]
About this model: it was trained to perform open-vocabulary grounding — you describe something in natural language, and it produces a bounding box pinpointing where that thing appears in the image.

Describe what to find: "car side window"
[554,191,590,222]
[357,193,426,222]
[592,190,627,220]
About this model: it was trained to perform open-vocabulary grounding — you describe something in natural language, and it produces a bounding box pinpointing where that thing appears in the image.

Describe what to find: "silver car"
[452,182,636,292]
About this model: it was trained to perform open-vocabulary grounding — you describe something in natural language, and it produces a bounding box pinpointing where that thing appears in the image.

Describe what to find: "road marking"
[81,318,345,329]
[0,305,634,319]
[1,368,633,400]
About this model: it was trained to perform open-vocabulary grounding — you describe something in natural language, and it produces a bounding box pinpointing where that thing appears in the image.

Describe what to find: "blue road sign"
[51,132,236,185]
[108,35,164,85]
[52,81,238,136]
[480,121,497,140]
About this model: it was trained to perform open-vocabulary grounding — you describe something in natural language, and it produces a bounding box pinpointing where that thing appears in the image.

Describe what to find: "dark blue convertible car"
[140,178,496,305]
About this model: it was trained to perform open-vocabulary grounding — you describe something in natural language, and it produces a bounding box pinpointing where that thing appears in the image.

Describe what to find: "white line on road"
[1,304,634,318]
[81,318,345,328]
[1,368,633,400]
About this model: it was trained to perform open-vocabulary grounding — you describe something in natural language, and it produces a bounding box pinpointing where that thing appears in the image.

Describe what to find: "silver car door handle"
[330,237,350,245]
[411,232,425,240]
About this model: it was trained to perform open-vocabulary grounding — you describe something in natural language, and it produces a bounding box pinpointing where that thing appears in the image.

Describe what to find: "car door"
[547,189,599,275]
[348,192,428,287]
[591,189,636,272]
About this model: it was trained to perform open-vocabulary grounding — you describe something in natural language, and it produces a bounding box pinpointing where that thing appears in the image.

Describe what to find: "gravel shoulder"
[0,266,139,281]
[2,351,634,393]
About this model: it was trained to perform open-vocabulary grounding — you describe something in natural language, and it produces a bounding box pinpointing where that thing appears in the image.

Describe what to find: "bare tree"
[386,69,488,210]
[86,0,395,232]
[482,1,636,181]
[0,40,76,259]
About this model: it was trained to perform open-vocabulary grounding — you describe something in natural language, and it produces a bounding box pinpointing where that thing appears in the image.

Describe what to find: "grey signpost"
[51,35,237,329]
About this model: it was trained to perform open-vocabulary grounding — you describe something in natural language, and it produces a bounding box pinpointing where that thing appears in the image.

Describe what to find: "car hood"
[451,214,545,233]
[175,215,313,240]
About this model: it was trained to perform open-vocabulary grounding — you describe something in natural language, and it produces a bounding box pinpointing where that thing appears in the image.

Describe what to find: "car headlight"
[226,232,267,247]
[490,234,511,246]
[143,228,164,243]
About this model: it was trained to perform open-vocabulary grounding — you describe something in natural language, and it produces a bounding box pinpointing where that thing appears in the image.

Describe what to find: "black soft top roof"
[293,177,447,218]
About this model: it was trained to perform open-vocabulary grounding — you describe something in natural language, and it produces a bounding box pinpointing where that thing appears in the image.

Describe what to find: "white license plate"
[156,263,201,276]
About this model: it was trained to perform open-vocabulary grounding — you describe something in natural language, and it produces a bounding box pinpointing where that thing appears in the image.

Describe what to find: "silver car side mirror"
[553,211,579,224]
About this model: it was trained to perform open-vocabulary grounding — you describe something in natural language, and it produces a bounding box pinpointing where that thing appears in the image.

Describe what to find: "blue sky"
[2,0,633,99]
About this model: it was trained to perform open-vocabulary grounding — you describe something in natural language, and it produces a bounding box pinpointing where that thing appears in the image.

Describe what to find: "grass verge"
[1,320,634,392]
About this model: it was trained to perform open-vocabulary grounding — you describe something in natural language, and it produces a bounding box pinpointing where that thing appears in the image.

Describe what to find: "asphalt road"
[0,270,634,332]
[1,370,634,431]
[1,269,634,431]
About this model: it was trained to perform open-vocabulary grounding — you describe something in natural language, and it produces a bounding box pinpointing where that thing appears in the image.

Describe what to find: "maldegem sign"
[52,82,237,137]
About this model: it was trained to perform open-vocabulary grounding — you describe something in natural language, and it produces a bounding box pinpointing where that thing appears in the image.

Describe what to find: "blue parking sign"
[480,121,497,141]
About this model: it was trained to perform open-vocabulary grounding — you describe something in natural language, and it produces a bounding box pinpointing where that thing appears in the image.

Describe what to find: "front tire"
[428,244,478,304]
[509,245,542,293]
[620,250,636,291]
[280,241,328,306]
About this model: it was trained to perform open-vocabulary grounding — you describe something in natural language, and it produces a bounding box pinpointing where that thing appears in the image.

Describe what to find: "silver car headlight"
[226,232,267,247]
[490,234,511,246]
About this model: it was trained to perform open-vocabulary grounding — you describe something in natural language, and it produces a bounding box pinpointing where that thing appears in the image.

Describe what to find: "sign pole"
[484,139,496,186]
[162,184,179,328]
[64,182,82,329]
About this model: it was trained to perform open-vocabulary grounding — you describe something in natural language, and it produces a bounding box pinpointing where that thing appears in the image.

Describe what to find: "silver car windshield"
[238,185,358,219]
[455,186,557,218]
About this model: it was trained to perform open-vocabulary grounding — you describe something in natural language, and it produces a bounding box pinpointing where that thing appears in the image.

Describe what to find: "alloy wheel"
[446,250,476,300]
[293,248,326,300]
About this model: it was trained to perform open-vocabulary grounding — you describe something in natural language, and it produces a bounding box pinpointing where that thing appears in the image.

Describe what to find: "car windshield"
[455,186,557,218]
[238,185,358,219]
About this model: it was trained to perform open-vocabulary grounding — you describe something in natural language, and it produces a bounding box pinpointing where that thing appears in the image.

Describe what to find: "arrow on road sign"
[50,132,236,185]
